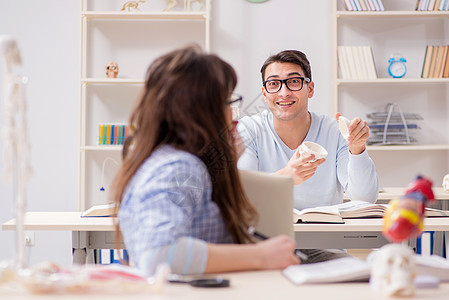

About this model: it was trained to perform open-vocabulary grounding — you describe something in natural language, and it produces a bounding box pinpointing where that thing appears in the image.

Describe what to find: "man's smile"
[276,100,296,107]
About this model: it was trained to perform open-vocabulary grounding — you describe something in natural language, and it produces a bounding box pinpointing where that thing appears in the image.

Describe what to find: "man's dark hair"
[260,50,312,82]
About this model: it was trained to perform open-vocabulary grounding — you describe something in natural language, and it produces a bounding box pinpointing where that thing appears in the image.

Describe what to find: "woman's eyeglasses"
[227,93,243,107]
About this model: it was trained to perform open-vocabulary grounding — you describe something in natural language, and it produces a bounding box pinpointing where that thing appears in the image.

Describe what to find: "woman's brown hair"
[112,45,257,244]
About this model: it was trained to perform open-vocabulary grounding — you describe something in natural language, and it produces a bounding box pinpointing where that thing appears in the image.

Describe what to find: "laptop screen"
[239,170,294,240]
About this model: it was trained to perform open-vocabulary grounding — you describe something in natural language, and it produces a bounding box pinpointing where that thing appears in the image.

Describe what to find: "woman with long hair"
[113,45,299,275]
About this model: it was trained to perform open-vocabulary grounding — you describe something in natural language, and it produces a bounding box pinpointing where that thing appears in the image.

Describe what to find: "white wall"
[211,0,331,116]
[0,0,330,266]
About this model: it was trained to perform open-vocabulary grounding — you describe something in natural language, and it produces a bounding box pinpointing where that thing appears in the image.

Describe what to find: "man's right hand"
[275,149,325,185]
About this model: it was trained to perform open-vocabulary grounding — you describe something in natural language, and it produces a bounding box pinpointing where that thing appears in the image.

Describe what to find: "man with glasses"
[237,50,379,263]
[237,49,379,212]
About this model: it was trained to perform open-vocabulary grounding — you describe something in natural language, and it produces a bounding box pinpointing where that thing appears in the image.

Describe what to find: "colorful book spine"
[98,124,104,145]
[98,123,129,145]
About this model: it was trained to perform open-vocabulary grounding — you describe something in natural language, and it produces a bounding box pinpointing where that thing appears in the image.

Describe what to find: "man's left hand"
[336,113,369,155]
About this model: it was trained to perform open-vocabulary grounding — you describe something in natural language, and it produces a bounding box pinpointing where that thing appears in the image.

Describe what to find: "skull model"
[370,243,416,297]
[443,174,449,193]
[105,62,119,78]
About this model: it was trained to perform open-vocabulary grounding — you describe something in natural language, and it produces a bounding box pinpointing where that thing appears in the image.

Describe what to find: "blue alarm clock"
[388,54,407,78]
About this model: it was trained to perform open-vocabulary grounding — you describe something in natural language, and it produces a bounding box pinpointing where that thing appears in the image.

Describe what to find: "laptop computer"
[239,169,294,240]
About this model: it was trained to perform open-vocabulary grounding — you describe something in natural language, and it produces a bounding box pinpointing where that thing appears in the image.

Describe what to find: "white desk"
[2,212,117,264]
[1,269,449,300]
[294,218,449,250]
[345,187,449,210]
[3,212,449,263]
[377,187,449,202]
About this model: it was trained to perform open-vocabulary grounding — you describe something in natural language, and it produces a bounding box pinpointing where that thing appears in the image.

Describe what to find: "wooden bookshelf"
[78,0,211,211]
[330,0,449,188]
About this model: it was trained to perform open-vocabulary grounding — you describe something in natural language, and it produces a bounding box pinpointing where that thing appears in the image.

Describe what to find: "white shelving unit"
[78,0,211,211]
[330,1,449,199]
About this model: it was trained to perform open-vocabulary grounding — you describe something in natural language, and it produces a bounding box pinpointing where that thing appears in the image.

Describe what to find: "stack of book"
[98,123,129,145]
[421,45,449,78]
[416,0,449,11]
[337,46,377,80]
[344,0,385,11]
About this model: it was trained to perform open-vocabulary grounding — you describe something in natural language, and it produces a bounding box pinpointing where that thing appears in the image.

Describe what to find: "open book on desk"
[81,203,118,217]
[283,254,449,285]
[292,200,449,224]
[293,200,387,224]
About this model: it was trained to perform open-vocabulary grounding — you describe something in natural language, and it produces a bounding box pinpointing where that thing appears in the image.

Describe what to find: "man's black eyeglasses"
[227,93,243,107]
[263,77,310,94]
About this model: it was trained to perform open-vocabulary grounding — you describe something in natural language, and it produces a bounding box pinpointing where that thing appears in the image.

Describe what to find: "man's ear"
[307,81,315,98]
[262,86,269,104]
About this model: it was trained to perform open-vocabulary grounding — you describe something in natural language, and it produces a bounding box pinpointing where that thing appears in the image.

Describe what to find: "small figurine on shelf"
[105,61,119,79]
[164,0,203,12]
[120,0,145,12]
[382,175,435,243]
[443,174,449,193]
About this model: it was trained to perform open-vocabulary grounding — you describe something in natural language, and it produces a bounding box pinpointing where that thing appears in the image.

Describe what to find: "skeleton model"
[370,243,416,297]
[0,35,32,270]
[121,0,146,12]
[105,61,119,78]
[164,0,203,11]
[382,175,435,243]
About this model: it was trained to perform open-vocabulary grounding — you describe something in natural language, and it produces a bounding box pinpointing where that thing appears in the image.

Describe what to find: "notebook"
[239,170,294,240]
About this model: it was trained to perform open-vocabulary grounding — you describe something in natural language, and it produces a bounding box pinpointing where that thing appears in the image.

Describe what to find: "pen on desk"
[247,226,308,262]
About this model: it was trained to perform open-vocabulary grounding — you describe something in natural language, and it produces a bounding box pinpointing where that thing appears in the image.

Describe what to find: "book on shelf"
[292,200,449,224]
[417,0,449,10]
[355,46,368,78]
[366,0,375,11]
[421,45,433,78]
[352,0,362,11]
[344,0,354,11]
[432,45,445,78]
[358,0,367,11]
[337,46,376,80]
[349,46,366,79]
[98,123,129,146]
[377,0,385,10]
[438,45,448,78]
[428,45,439,78]
[440,0,449,10]
[342,0,384,12]
[364,46,377,79]
[443,46,449,77]
[422,45,449,78]
[337,46,350,79]
[81,203,118,217]
[283,252,449,285]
